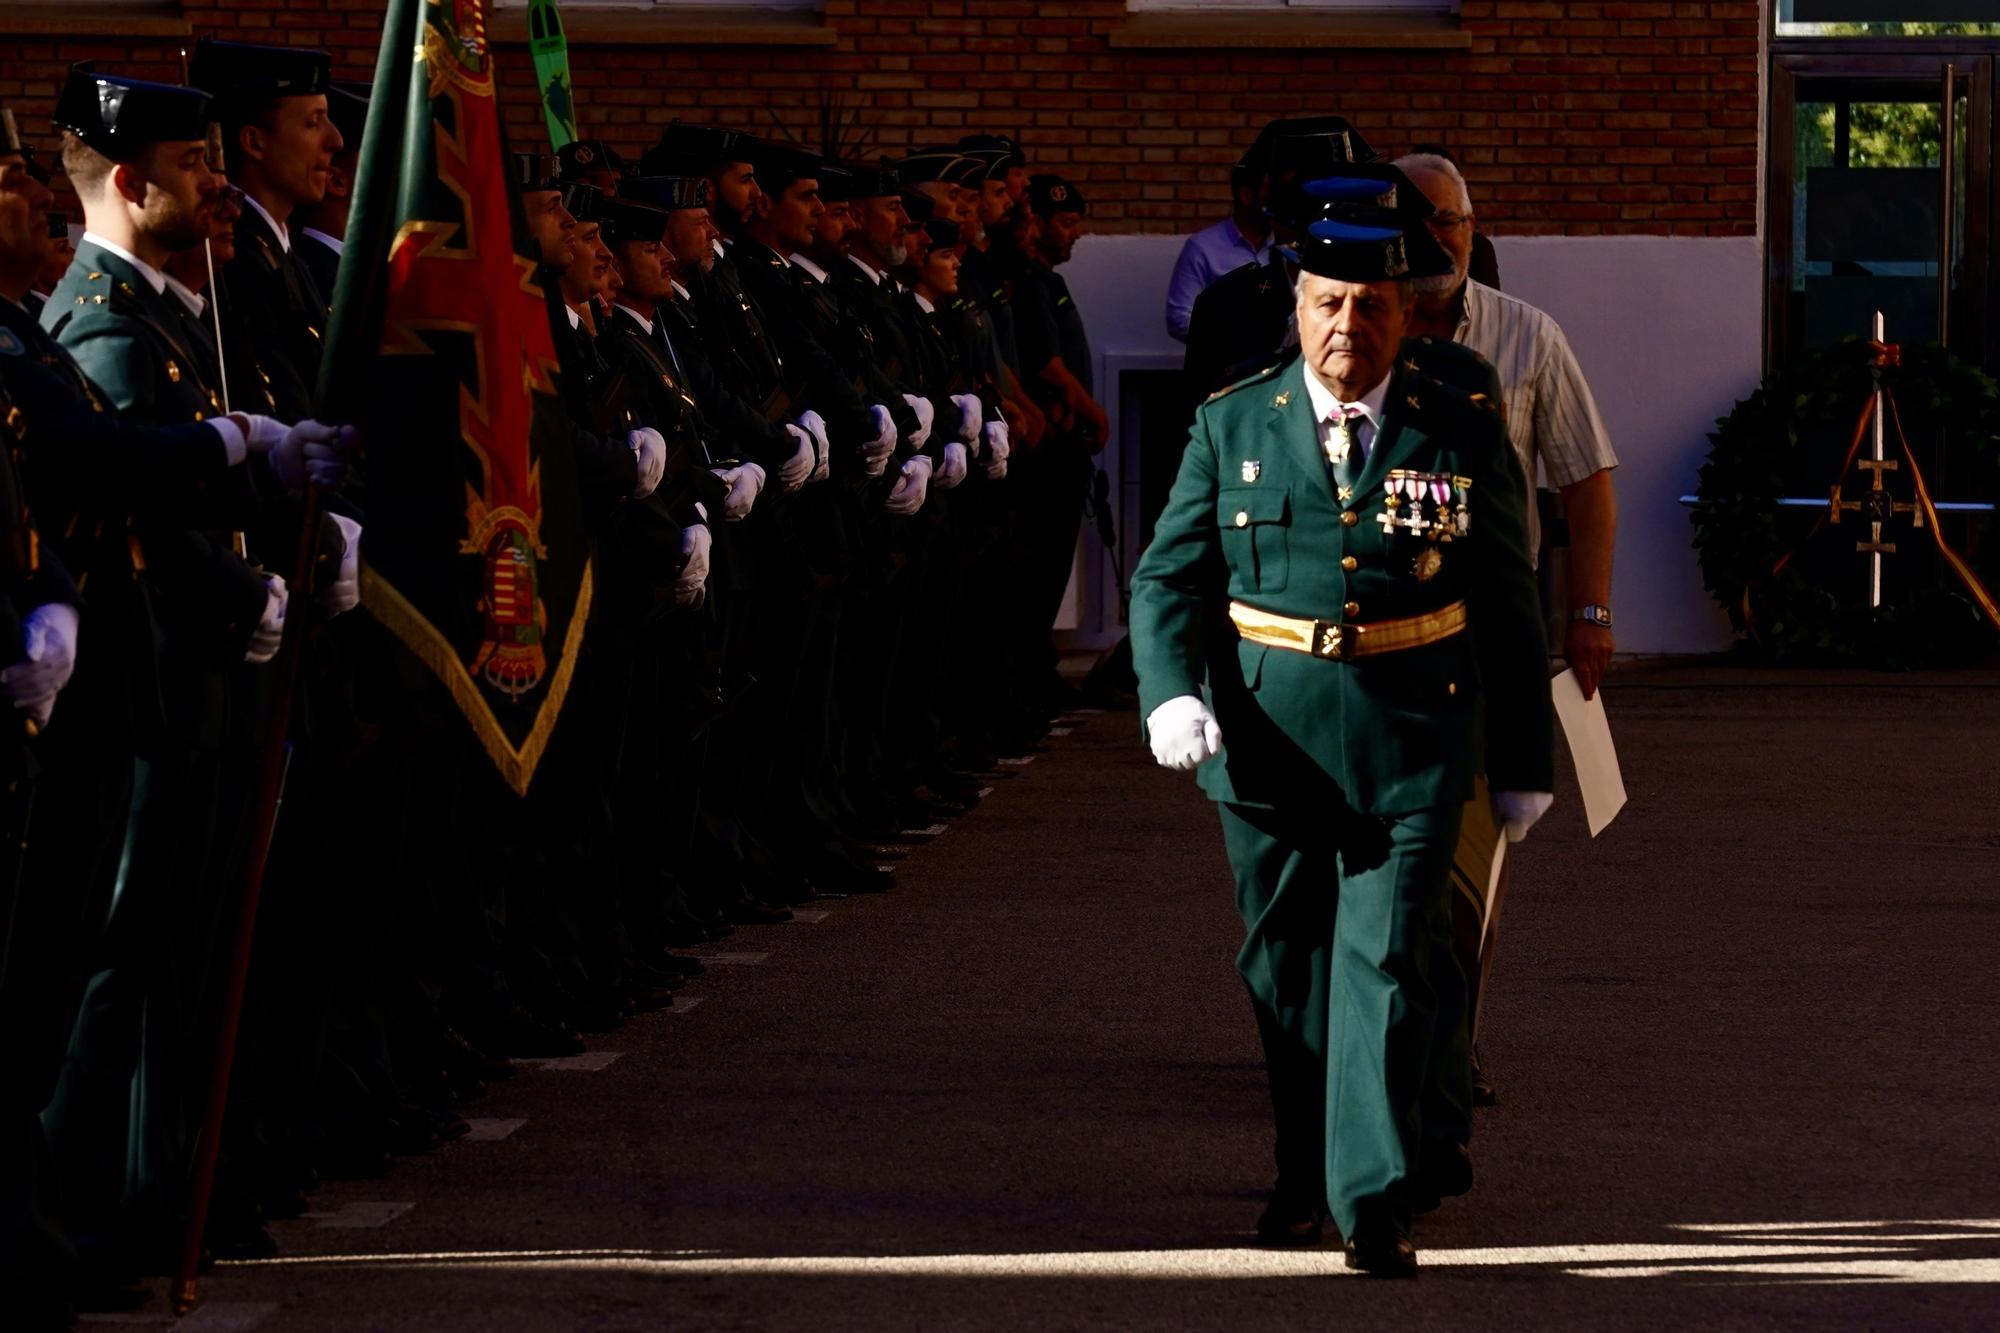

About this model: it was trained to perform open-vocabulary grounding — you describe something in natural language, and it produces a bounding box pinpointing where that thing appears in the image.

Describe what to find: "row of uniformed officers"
[0,38,1111,1325]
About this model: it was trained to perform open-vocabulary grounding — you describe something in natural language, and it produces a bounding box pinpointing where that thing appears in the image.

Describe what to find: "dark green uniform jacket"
[1132,340,1553,817]
[1182,252,1295,400]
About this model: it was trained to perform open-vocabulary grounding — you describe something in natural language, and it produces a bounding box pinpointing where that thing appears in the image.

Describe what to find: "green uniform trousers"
[1217,798,1470,1237]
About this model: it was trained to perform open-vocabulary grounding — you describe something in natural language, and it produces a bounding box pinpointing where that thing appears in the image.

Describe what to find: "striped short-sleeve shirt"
[1455,281,1619,559]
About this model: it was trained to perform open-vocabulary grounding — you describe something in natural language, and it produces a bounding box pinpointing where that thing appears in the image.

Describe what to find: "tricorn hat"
[1291,166,1452,283]
[188,38,332,109]
[557,138,626,182]
[1239,115,1374,180]
[52,66,214,160]
[598,196,669,246]
[1026,173,1084,218]
[621,174,710,212]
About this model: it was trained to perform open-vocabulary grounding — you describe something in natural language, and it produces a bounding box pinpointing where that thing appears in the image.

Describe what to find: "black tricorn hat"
[1026,173,1084,218]
[958,132,1024,169]
[1239,115,1374,179]
[1291,167,1452,283]
[921,217,962,249]
[558,179,605,224]
[821,160,898,202]
[643,120,756,177]
[188,38,332,108]
[749,141,823,194]
[598,196,669,246]
[899,187,936,223]
[510,150,562,192]
[557,138,626,182]
[621,174,709,212]
[898,150,980,187]
[53,66,214,160]
[327,81,369,151]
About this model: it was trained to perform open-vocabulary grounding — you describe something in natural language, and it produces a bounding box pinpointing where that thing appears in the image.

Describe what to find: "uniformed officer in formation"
[0,33,1111,1318]
[1133,167,1555,1276]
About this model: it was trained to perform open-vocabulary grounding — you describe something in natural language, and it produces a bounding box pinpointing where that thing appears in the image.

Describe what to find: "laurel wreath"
[1691,338,2000,668]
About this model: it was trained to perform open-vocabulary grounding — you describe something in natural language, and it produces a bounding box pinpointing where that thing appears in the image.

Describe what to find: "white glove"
[245,574,288,664]
[951,393,983,443]
[629,428,666,499]
[882,454,932,516]
[796,410,831,484]
[675,524,711,609]
[1147,694,1222,771]
[900,393,935,452]
[1,602,79,727]
[981,420,1011,480]
[247,417,352,491]
[778,424,815,492]
[712,463,766,522]
[1492,790,1554,844]
[318,513,362,617]
[936,441,969,490]
[862,404,897,477]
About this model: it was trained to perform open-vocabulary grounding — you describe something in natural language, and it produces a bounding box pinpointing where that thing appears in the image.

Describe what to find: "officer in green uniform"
[1131,170,1554,1277]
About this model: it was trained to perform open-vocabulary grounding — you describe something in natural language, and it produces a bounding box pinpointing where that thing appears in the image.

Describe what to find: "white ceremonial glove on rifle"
[900,393,935,452]
[778,422,815,492]
[629,427,666,499]
[674,524,711,609]
[796,410,832,484]
[1,602,79,728]
[1491,790,1554,844]
[981,420,1011,480]
[950,393,982,443]
[318,514,363,617]
[1147,694,1222,771]
[862,404,897,477]
[711,462,766,522]
[245,574,288,665]
[229,416,353,491]
[883,454,932,516]
[936,441,969,490]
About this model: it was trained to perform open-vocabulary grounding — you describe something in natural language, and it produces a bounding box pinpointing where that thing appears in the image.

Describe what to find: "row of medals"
[1379,469,1471,583]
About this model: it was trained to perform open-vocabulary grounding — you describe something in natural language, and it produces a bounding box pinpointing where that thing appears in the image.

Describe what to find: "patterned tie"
[1327,404,1367,495]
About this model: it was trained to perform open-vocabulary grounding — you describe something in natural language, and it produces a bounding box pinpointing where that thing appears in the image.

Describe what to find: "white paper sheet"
[1551,669,1627,837]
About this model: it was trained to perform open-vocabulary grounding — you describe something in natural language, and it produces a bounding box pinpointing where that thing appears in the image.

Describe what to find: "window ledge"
[490,6,836,47]
[0,5,189,37]
[1108,11,1469,50]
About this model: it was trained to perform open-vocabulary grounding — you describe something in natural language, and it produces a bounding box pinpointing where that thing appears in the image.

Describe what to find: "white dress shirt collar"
[612,302,655,337]
[564,303,581,331]
[301,227,344,257]
[163,274,207,320]
[241,193,290,252]
[1302,360,1393,433]
[787,253,829,283]
[913,292,936,314]
[670,279,692,302]
[847,253,886,286]
[80,231,168,295]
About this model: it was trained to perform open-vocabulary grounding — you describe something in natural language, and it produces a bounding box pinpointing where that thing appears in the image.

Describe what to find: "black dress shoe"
[1343,1219,1418,1278]
[1255,1198,1327,1247]
[1471,1043,1498,1107]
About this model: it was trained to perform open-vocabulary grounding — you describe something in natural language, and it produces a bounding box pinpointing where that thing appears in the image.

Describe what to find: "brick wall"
[2,0,1760,237]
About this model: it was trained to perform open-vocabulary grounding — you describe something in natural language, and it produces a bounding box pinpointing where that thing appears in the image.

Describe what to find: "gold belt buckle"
[1311,620,1349,660]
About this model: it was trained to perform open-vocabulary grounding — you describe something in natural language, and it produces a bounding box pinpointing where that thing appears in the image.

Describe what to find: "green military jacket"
[46,242,227,427]
[1132,338,1553,817]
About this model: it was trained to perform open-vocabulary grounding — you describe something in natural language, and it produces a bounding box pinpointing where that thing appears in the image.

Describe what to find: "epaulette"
[1204,359,1286,404]
[1403,335,1507,425]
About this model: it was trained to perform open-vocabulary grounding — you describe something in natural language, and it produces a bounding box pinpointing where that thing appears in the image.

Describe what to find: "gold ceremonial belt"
[1229,599,1467,662]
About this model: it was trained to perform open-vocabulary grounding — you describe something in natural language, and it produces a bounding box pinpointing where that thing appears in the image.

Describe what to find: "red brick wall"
[3,0,1759,237]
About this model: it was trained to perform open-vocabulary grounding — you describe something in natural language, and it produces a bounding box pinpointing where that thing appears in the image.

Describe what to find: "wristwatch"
[1570,604,1613,629]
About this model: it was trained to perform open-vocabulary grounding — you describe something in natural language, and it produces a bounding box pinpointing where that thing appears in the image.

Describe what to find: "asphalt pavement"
[98,664,2000,1331]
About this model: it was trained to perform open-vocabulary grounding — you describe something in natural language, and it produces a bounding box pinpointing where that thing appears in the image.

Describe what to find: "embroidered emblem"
[1241,460,1260,483]
[574,144,595,165]
[1414,547,1444,582]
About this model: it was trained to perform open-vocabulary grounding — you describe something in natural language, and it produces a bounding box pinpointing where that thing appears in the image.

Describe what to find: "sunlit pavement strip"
[225,1239,2000,1281]
[901,824,948,837]
[789,909,830,924]
[665,996,704,1013]
[460,1118,527,1142]
[82,1301,279,1329]
[690,951,770,966]
[305,1201,415,1229]
[1048,727,1074,737]
[517,1051,623,1071]
[997,756,1035,766]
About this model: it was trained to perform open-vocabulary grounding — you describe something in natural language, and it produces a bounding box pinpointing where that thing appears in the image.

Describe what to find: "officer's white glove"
[239,416,352,491]
[2,602,79,727]
[882,454,932,516]
[1147,694,1222,771]
[712,463,766,522]
[1492,790,1554,844]
[245,574,288,664]
[778,423,815,492]
[796,410,832,484]
[937,441,969,490]
[318,513,362,617]
[900,393,935,452]
[981,420,1011,480]
[862,404,897,477]
[950,393,983,443]
[675,524,711,609]
[628,427,666,499]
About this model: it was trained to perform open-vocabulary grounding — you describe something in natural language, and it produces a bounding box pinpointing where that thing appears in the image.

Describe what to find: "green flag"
[527,0,578,150]
[319,0,592,796]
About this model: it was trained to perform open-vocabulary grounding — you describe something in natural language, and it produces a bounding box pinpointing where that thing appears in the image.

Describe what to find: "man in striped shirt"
[1395,152,1621,1109]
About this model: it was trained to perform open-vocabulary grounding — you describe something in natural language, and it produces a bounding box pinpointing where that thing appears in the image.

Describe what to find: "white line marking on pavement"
[1048,727,1074,737]
[519,1051,624,1071]
[691,952,769,965]
[304,1201,415,1229]
[977,787,994,798]
[998,756,1035,766]
[789,909,829,923]
[460,1118,527,1142]
[901,824,948,837]
[665,997,704,1013]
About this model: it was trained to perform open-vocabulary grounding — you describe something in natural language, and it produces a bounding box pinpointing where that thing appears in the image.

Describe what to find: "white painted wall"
[1054,231,1758,655]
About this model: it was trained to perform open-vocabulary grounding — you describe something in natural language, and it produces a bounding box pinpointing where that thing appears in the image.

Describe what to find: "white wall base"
[1054,231,1757,656]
